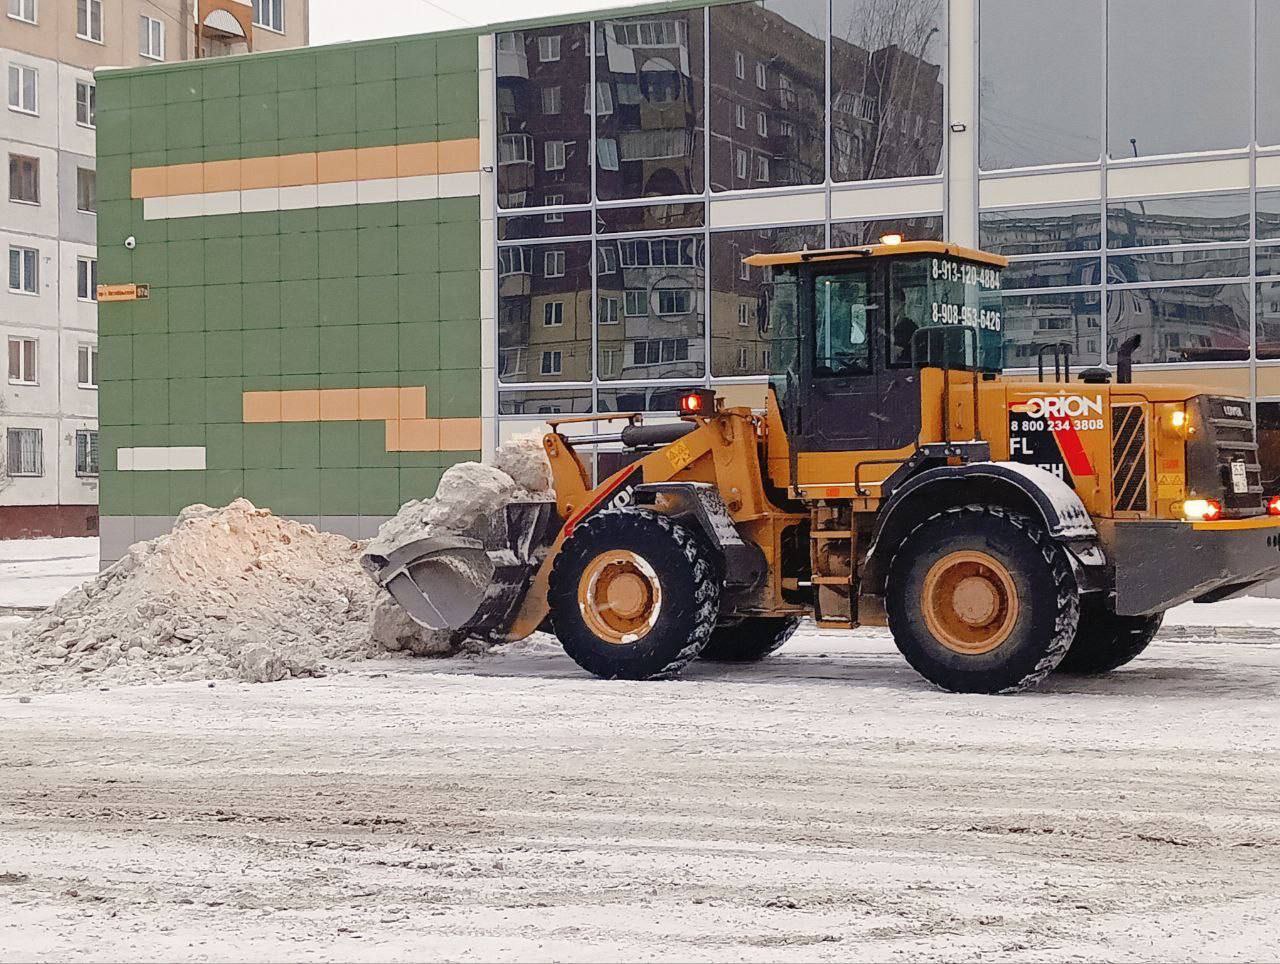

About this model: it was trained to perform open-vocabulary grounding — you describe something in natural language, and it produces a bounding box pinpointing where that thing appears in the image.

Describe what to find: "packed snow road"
[3,628,1280,962]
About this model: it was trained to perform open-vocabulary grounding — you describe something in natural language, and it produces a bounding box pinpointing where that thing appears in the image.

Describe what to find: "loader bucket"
[361,501,560,638]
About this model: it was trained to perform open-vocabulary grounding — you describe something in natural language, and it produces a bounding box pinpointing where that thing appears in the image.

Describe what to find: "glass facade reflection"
[491,0,1280,431]
[979,0,1101,170]
[595,10,706,200]
[709,1,827,192]
[831,0,945,182]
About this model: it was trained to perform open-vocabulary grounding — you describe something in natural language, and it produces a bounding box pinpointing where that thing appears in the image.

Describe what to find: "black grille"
[1112,404,1148,512]
[1202,396,1263,514]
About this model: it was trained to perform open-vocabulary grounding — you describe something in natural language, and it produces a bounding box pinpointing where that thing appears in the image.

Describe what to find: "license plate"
[1231,461,1248,494]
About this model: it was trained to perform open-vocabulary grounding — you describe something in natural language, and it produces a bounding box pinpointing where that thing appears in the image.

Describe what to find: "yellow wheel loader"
[366,240,1280,694]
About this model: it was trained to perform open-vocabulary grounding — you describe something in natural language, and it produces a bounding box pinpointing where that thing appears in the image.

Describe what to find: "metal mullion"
[702,2,712,389]
[824,0,832,248]
[1105,277,1254,292]
[589,16,599,417]
[1106,240,1253,256]
[1099,0,1109,368]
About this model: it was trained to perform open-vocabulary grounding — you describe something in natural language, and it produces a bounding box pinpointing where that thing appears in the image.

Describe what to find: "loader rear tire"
[885,505,1078,694]
[1056,596,1162,674]
[699,617,800,662]
[549,508,720,680]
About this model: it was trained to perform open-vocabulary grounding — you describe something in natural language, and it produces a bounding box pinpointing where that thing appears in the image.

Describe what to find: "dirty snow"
[0,500,378,692]
[2,626,1279,962]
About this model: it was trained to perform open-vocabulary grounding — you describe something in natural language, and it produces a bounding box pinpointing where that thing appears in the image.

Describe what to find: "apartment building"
[2,0,307,536]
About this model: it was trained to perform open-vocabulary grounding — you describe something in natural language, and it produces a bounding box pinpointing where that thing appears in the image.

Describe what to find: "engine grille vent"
[1112,404,1149,512]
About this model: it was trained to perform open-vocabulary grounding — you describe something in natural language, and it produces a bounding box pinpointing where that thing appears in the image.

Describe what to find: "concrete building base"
[0,505,98,539]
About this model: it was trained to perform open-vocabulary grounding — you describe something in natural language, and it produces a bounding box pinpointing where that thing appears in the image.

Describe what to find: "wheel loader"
[365,239,1280,693]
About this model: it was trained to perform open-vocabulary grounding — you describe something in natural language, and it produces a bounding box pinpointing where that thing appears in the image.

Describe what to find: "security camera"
[124,236,136,250]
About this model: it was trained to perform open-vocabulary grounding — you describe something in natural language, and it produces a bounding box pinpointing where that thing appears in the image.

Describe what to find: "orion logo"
[1025,395,1104,420]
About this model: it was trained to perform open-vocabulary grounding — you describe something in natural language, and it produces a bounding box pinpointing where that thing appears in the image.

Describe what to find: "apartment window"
[543,301,564,326]
[540,350,562,375]
[624,289,647,316]
[544,249,565,278]
[139,15,164,60]
[735,104,746,130]
[755,62,767,90]
[8,246,37,294]
[757,112,768,138]
[738,346,749,369]
[755,155,770,183]
[761,348,772,370]
[539,34,561,62]
[739,258,751,281]
[9,153,38,203]
[735,51,745,80]
[599,296,620,324]
[6,428,42,477]
[77,343,98,387]
[596,138,619,172]
[541,85,561,115]
[543,194,564,223]
[596,245,618,273]
[76,257,96,301]
[594,82,614,117]
[75,429,98,476]
[600,348,619,377]
[738,303,749,327]
[545,140,566,171]
[76,0,102,41]
[252,0,283,32]
[75,80,95,127]
[497,246,532,277]
[734,148,749,180]
[779,119,794,139]
[7,65,37,114]
[8,336,36,384]
[8,0,37,23]
[76,168,95,213]
[656,288,693,315]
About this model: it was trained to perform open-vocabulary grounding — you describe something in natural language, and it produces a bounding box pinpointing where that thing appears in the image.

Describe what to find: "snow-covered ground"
[3,630,1280,962]
[4,538,1280,960]
[0,538,98,609]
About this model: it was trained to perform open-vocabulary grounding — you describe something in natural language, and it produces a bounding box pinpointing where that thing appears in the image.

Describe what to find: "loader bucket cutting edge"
[362,501,561,638]
[366,537,495,631]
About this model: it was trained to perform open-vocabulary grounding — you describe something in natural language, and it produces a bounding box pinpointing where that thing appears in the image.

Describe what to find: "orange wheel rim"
[578,549,662,646]
[921,550,1019,655]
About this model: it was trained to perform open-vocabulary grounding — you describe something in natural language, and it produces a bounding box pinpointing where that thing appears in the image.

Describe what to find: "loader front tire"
[1056,596,1162,675]
[886,505,1078,694]
[549,508,720,680]
[699,617,800,662]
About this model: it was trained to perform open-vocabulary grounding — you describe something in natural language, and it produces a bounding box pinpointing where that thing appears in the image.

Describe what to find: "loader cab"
[750,241,1007,453]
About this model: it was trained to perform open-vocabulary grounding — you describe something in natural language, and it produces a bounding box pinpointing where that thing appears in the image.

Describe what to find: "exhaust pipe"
[1116,334,1141,384]
[361,501,560,638]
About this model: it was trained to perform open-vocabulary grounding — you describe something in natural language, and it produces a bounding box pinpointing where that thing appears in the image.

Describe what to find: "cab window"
[814,270,875,376]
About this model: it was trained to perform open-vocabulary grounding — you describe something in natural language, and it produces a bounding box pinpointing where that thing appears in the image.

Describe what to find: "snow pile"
[0,500,378,693]
[365,434,555,657]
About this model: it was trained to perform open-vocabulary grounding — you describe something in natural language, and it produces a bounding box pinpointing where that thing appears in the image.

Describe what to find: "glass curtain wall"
[496,1,947,419]
[978,0,1278,373]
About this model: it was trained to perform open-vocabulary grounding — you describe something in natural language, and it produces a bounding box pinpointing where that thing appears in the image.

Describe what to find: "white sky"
[309,0,663,45]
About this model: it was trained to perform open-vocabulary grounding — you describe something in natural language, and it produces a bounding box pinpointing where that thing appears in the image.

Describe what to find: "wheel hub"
[578,549,662,646]
[921,550,1019,655]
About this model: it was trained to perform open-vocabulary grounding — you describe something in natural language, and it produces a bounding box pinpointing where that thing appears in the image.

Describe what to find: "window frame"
[7,63,38,115]
[543,249,566,279]
[538,34,562,63]
[76,257,97,302]
[75,79,95,128]
[541,85,562,116]
[75,428,98,477]
[252,0,284,33]
[9,152,39,204]
[6,427,43,477]
[7,0,37,24]
[75,167,96,214]
[76,0,103,43]
[755,61,767,90]
[8,245,38,295]
[734,50,745,80]
[77,342,98,388]
[543,300,565,326]
[544,139,567,172]
[139,14,165,60]
[8,335,37,384]
[540,349,563,375]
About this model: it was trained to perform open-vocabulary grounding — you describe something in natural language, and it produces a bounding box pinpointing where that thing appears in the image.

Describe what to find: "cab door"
[801,263,884,451]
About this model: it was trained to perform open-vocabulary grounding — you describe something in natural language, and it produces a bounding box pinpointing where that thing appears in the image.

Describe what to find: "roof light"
[1181,498,1222,521]
[1268,495,1280,516]
[1171,410,1187,430]
[880,233,904,246]
[678,389,714,417]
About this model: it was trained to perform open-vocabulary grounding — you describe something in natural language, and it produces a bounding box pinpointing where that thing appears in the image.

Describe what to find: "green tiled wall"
[96,34,483,521]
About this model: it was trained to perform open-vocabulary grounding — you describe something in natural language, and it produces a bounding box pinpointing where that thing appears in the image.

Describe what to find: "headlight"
[1181,498,1222,521]
[1170,409,1187,431]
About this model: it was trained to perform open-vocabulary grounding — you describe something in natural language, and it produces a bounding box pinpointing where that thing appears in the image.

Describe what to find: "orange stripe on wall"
[131,139,481,199]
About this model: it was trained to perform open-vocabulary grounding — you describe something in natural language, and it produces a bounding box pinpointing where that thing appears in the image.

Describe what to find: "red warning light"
[678,389,714,416]
[1268,495,1280,516]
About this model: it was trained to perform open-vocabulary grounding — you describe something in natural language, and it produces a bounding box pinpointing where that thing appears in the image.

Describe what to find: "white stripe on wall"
[117,446,207,471]
[142,173,482,221]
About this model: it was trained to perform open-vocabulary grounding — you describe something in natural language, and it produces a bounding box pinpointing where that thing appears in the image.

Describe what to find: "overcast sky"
[309,0,662,45]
